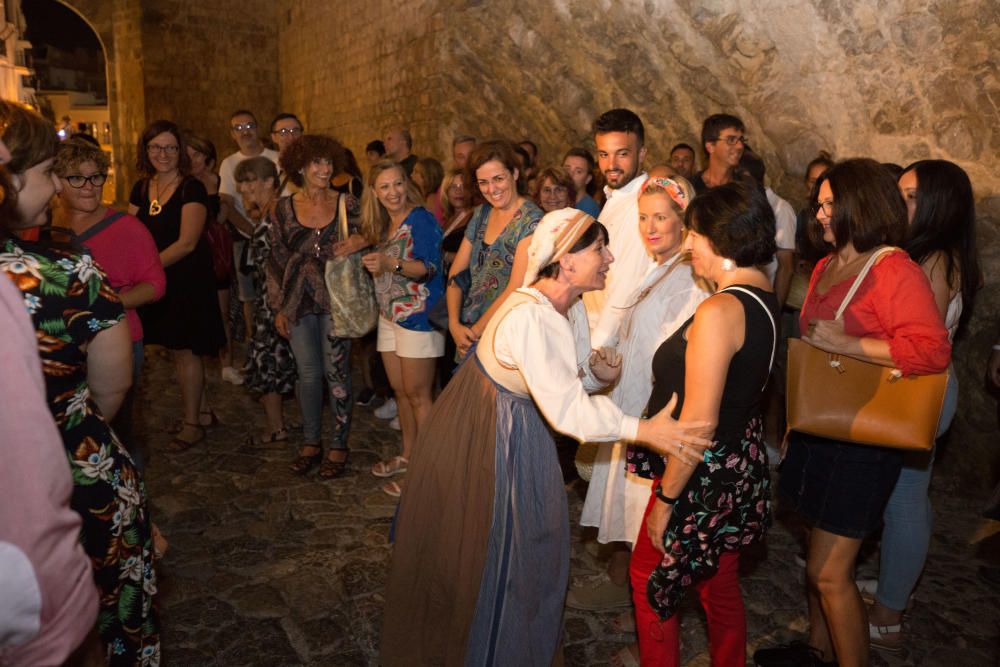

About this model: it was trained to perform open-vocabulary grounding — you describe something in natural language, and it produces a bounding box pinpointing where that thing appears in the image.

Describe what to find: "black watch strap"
[654,482,679,506]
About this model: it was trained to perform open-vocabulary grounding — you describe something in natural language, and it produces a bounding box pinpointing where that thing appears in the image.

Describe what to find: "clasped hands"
[588,346,622,384]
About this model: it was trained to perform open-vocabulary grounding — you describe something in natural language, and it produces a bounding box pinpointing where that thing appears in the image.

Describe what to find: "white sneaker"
[221,366,244,385]
[374,398,397,419]
[388,416,401,431]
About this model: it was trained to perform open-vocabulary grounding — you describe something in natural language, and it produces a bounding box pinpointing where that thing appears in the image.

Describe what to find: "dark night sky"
[21,0,101,50]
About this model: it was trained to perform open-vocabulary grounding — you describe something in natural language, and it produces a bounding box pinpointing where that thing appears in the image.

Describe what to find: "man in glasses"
[691,113,747,195]
[218,109,279,351]
[269,113,304,196]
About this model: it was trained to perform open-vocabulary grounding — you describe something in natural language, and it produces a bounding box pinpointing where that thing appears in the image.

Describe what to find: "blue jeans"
[876,370,958,611]
[288,313,352,449]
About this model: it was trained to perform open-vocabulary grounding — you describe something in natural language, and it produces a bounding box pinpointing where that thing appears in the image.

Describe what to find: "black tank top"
[644,284,779,477]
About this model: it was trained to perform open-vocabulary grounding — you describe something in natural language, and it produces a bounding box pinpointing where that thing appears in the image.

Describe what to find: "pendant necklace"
[149,173,179,216]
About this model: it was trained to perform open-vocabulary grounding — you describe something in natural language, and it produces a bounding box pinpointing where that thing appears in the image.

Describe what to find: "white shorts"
[376,316,445,358]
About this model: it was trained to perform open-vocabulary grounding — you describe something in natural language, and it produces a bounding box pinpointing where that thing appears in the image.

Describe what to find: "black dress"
[628,285,777,619]
[131,176,226,356]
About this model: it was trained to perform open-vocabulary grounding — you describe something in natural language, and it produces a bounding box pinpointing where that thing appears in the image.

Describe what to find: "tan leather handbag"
[786,247,948,451]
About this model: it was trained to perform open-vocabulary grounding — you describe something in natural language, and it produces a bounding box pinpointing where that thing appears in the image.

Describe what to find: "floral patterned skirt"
[645,415,771,620]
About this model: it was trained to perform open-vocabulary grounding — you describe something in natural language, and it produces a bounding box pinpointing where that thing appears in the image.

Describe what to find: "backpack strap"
[75,211,125,243]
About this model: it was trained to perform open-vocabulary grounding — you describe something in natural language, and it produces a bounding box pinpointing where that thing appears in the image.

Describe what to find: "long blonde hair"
[360,160,424,244]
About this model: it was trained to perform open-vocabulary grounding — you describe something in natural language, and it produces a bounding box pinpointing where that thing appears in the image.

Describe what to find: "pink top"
[800,249,951,376]
[79,210,166,342]
[0,274,98,666]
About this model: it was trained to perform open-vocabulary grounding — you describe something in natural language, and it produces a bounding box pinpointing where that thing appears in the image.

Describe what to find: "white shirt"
[492,290,640,443]
[219,147,280,222]
[590,172,654,348]
[762,186,797,284]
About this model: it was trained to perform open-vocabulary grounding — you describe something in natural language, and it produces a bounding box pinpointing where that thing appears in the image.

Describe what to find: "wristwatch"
[393,261,403,274]
[653,481,679,506]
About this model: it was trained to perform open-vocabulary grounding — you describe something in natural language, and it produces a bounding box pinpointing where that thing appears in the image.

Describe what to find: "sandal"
[318,451,350,479]
[289,446,322,475]
[166,423,204,452]
[869,621,903,652]
[371,455,409,478]
[245,428,289,446]
[167,409,220,434]
[382,479,404,498]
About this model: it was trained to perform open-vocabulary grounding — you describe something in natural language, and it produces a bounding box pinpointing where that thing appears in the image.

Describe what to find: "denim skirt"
[778,431,903,538]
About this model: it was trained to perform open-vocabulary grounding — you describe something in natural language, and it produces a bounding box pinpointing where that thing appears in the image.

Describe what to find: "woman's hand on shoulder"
[640,393,713,467]
[588,346,622,384]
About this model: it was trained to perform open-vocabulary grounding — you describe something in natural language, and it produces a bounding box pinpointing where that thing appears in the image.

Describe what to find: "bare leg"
[806,527,868,666]
[261,392,284,434]
[174,349,205,442]
[217,288,232,369]
[396,356,437,460]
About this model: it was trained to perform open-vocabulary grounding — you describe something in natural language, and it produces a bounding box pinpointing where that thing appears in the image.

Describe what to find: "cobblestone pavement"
[140,349,999,666]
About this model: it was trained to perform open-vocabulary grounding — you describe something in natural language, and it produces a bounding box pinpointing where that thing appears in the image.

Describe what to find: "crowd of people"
[0,95,990,667]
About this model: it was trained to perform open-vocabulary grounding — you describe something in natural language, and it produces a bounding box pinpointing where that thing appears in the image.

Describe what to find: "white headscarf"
[522,207,596,287]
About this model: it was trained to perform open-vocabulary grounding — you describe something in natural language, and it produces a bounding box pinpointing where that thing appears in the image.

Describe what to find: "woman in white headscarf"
[380,208,714,667]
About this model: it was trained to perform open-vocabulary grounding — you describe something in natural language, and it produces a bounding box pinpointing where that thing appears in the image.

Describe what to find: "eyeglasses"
[447,182,464,192]
[814,200,834,216]
[147,144,179,155]
[232,122,257,132]
[715,135,747,146]
[63,173,108,188]
[272,127,302,136]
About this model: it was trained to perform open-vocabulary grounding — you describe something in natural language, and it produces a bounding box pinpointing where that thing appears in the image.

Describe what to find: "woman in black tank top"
[626,182,779,665]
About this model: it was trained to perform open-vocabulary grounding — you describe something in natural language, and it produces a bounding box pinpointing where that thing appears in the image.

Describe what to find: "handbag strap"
[338,193,349,242]
[834,246,897,320]
[721,286,777,392]
[75,211,125,243]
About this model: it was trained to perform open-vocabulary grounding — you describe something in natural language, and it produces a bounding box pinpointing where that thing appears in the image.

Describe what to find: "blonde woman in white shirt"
[572,177,709,616]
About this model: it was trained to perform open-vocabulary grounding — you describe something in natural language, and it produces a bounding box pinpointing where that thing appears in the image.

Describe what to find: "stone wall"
[62,0,1000,488]
[64,0,280,201]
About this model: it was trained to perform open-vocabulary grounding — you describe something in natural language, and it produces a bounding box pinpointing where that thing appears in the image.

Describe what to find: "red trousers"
[629,493,747,666]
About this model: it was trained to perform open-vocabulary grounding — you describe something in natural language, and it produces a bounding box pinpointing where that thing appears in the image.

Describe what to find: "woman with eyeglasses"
[128,119,226,451]
[534,165,576,213]
[52,137,166,468]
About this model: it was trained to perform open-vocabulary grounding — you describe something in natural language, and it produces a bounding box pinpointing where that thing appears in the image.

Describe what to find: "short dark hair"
[513,144,532,169]
[0,100,59,174]
[230,109,257,123]
[810,158,907,253]
[234,155,279,186]
[270,112,302,133]
[453,134,476,149]
[738,149,766,188]
[685,181,776,267]
[700,114,745,153]
[536,221,610,280]
[183,133,217,166]
[519,139,538,161]
[136,119,191,176]
[903,159,980,326]
[592,108,645,147]
[465,139,527,204]
[670,143,695,156]
[804,151,834,182]
[562,147,595,171]
[279,134,347,187]
[366,140,385,156]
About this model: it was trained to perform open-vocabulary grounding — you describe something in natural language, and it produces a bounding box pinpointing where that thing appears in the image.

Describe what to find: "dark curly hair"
[685,181,776,267]
[279,134,347,187]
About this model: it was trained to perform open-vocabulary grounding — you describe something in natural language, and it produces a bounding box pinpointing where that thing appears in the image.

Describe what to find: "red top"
[800,249,951,376]
[80,210,166,342]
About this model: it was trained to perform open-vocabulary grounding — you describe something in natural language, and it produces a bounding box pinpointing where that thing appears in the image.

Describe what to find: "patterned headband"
[640,176,689,211]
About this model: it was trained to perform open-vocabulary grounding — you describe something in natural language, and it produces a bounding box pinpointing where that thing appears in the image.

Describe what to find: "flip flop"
[382,479,404,497]
[371,456,408,478]
[166,423,204,452]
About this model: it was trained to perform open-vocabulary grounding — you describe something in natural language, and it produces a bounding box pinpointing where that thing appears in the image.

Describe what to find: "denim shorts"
[778,431,903,538]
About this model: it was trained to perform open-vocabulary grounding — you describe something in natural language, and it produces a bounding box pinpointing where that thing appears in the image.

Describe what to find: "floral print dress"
[1,238,160,666]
